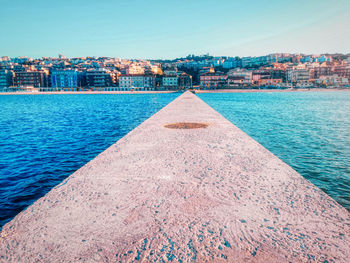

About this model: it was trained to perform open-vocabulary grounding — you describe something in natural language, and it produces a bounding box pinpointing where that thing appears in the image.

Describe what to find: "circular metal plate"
[164,122,209,129]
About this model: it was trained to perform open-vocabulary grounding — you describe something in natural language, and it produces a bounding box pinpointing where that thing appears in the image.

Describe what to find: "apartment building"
[200,72,227,89]
[310,66,332,80]
[51,69,82,88]
[13,70,49,87]
[86,69,115,87]
[228,69,253,82]
[286,68,310,84]
[162,75,178,90]
[333,65,350,78]
[118,74,155,90]
[178,73,192,89]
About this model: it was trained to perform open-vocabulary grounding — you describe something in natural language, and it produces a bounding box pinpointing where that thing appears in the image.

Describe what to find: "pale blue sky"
[1,0,349,59]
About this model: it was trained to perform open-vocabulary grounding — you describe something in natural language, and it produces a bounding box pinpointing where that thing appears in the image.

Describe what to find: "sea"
[0,93,179,228]
[0,91,349,228]
[198,91,350,211]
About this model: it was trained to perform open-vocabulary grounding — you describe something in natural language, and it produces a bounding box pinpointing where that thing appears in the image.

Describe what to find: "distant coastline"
[0,88,349,95]
[195,88,350,93]
[0,90,178,95]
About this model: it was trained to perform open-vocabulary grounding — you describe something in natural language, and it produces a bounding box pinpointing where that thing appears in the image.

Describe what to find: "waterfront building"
[256,78,283,86]
[271,69,287,82]
[118,74,155,90]
[162,75,178,90]
[310,66,332,81]
[118,75,132,90]
[227,76,249,86]
[226,68,254,87]
[286,68,310,84]
[13,69,49,88]
[252,70,271,82]
[333,65,350,79]
[1,54,350,90]
[130,75,145,88]
[0,69,13,91]
[178,72,192,90]
[315,75,349,87]
[228,68,253,82]
[86,69,115,87]
[251,70,283,86]
[200,72,227,89]
[51,70,80,89]
[155,74,163,89]
[143,75,156,90]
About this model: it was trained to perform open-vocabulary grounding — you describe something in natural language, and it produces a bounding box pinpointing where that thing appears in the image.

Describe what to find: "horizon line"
[2,52,350,61]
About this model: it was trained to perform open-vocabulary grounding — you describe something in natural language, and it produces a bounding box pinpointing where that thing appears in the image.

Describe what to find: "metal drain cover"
[164,122,209,129]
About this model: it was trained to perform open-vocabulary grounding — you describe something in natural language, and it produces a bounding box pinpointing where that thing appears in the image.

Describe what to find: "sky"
[1,0,349,59]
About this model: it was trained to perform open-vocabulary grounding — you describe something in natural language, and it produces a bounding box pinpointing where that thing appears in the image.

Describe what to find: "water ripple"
[0,93,179,228]
[199,91,350,211]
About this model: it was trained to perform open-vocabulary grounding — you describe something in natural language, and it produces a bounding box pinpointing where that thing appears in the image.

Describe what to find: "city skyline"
[1,51,350,60]
[1,0,350,59]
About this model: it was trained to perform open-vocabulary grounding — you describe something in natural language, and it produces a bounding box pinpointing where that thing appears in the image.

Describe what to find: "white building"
[287,68,310,84]
[228,68,253,81]
[316,75,349,86]
[119,75,155,90]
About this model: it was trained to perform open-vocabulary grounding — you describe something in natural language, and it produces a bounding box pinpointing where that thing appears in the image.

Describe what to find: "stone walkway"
[1,91,349,262]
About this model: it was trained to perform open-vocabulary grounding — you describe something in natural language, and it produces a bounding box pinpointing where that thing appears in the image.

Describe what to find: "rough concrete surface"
[0,91,349,262]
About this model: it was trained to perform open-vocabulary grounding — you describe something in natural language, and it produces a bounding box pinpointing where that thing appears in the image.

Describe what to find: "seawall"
[0,91,349,262]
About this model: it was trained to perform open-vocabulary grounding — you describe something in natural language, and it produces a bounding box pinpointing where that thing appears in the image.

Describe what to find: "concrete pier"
[1,91,349,262]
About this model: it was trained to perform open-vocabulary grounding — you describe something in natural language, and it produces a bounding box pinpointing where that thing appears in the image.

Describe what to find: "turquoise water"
[0,93,179,228]
[199,91,350,210]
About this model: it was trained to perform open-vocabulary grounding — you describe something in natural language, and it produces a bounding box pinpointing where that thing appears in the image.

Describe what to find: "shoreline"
[0,90,178,95]
[0,88,349,95]
[195,88,350,93]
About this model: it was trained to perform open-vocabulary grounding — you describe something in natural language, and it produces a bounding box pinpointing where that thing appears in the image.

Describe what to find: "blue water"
[199,91,350,210]
[0,93,179,228]
[1,92,349,229]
